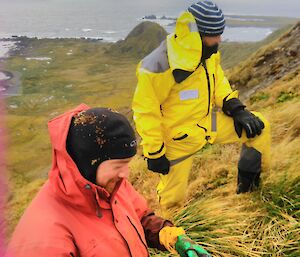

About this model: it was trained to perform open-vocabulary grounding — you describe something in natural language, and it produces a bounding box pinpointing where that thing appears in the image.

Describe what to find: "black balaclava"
[201,40,219,62]
[66,107,137,184]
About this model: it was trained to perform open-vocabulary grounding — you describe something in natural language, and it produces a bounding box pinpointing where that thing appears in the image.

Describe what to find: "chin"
[106,179,123,194]
[105,183,117,194]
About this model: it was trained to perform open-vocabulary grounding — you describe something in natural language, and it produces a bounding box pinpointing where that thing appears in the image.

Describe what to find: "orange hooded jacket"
[6,104,171,257]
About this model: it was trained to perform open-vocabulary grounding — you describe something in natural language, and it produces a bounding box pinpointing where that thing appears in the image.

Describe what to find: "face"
[202,35,222,46]
[96,158,132,193]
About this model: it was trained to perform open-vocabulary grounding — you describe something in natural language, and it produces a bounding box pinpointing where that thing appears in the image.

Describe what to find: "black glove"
[233,109,265,138]
[147,154,170,175]
[222,98,265,139]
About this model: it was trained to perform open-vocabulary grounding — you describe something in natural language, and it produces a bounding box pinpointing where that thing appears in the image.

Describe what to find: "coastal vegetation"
[3,21,300,256]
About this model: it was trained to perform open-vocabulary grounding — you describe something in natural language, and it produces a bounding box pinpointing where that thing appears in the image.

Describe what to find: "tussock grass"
[4,28,300,256]
[130,67,300,256]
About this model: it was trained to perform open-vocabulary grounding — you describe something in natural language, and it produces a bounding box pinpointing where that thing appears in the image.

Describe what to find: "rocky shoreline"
[0,36,104,59]
[0,38,27,96]
[0,36,104,96]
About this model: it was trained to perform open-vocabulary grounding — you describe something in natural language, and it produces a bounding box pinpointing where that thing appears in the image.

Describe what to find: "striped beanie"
[188,1,225,36]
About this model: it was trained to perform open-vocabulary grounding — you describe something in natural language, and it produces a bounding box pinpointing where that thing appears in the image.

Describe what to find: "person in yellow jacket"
[132,1,270,211]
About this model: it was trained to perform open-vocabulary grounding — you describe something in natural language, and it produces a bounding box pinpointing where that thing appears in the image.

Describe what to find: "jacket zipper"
[107,183,134,257]
[127,216,149,256]
[112,216,133,257]
[93,189,103,218]
[88,186,133,256]
[203,62,211,116]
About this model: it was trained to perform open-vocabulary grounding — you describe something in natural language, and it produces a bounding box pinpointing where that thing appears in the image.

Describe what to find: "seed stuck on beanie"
[73,111,97,126]
[66,108,137,184]
[188,0,225,36]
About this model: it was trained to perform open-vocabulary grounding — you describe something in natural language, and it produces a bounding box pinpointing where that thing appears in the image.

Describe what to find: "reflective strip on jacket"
[132,11,238,158]
[5,104,171,257]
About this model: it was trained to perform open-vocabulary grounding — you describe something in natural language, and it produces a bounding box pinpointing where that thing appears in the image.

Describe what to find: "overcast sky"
[213,0,300,17]
[1,0,299,18]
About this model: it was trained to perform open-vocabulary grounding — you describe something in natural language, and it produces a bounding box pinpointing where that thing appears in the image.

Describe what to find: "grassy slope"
[145,69,300,256]
[5,38,137,237]
[131,69,300,256]
[220,24,294,69]
[4,23,300,256]
[228,21,300,97]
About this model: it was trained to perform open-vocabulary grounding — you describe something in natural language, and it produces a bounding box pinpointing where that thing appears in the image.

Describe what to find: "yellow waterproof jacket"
[132,12,238,158]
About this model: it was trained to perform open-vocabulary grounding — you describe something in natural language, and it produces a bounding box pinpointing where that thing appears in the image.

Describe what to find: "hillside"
[228,21,300,99]
[219,24,294,69]
[132,22,300,256]
[3,21,300,256]
[4,37,139,239]
[108,21,167,58]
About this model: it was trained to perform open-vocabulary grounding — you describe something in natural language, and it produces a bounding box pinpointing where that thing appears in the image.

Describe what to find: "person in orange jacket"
[5,104,211,257]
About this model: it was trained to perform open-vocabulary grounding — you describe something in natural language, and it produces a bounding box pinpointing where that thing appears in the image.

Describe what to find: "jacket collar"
[47,104,119,216]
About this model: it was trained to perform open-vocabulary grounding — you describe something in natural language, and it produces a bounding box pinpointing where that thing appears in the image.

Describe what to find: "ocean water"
[0,0,299,42]
[144,16,275,43]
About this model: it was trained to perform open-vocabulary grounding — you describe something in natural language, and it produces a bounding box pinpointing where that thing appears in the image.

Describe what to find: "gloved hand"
[159,226,186,253]
[232,109,265,138]
[175,235,211,257]
[147,154,170,175]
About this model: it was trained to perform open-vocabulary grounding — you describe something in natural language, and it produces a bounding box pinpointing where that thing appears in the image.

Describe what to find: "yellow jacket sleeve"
[214,52,239,107]
[132,64,172,158]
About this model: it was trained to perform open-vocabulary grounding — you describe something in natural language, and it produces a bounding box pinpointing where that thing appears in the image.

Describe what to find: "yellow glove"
[159,226,186,253]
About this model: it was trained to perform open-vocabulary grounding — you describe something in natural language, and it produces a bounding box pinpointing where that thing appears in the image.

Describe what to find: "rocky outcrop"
[229,21,300,98]
[108,21,167,59]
